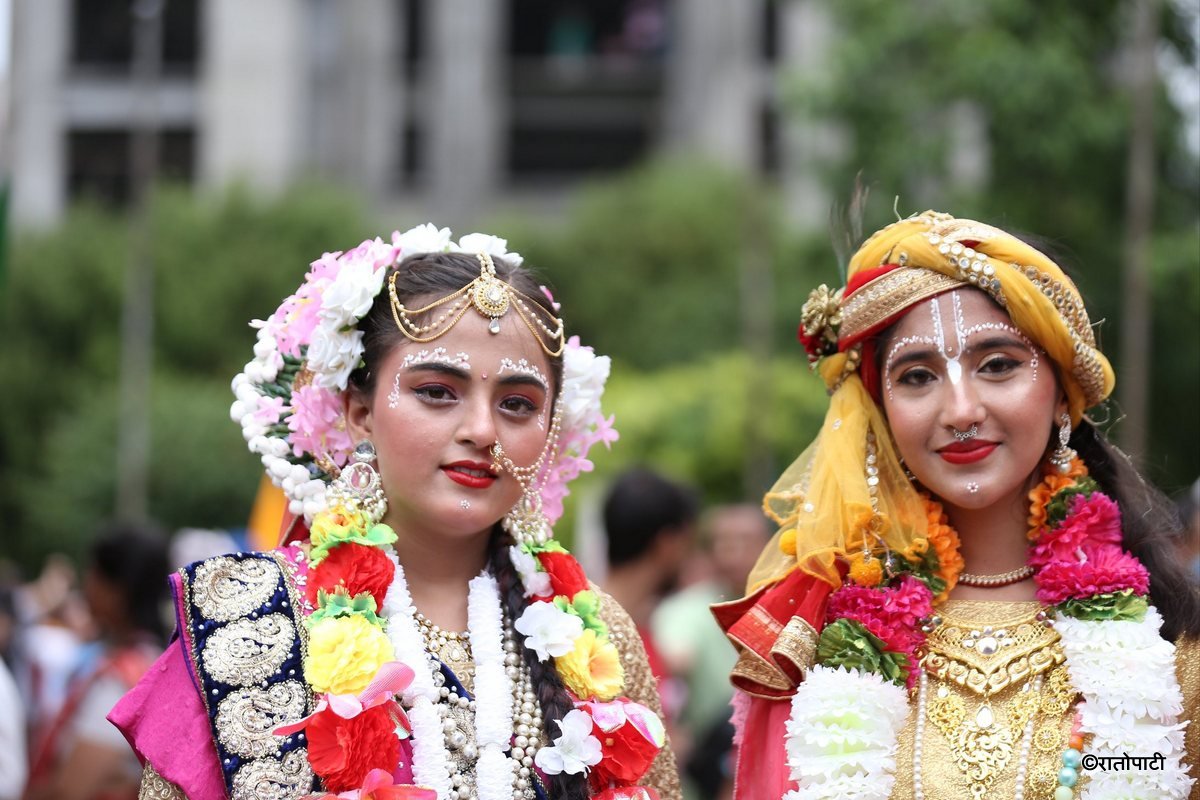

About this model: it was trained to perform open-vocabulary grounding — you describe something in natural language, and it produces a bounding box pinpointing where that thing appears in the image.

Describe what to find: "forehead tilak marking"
[497,357,549,387]
[884,297,1042,399]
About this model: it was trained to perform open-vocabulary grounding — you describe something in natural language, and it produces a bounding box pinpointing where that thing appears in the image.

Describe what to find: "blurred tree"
[786,0,1200,490]
[0,185,372,567]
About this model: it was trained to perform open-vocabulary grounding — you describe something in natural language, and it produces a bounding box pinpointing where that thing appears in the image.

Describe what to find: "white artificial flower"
[319,255,387,330]
[394,223,452,255]
[510,546,553,598]
[306,325,365,390]
[454,233,523,266]
[534,709,602,776]
[514,601,583,662]
[560,344,610,433]
[784,665,908,796]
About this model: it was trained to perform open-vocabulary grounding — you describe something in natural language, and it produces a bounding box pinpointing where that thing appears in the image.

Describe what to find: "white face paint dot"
[460,500,471,510]
[967,482,980,494]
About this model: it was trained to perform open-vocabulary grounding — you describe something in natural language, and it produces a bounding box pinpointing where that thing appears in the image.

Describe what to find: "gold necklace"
[916,604,1076,799]
[413,610,475,693]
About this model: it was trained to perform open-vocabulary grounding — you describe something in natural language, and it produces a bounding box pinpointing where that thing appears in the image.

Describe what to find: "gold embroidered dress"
[891,600,1200,800]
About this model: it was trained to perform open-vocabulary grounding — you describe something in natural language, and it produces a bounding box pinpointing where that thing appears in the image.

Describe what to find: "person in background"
[652,504,770,800]
[602,467,700,720]
[0,582,26,800]
[24,524,169,800]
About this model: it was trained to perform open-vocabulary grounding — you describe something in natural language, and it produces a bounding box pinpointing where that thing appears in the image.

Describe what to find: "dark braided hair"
[492,537,590,800]
[350,248,590,796]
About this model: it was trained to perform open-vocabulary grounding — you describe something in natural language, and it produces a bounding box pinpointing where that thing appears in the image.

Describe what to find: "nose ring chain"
[952,423,978,442]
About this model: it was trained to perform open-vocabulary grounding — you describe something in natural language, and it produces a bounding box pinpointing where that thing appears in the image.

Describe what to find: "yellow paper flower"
[779,528,798,557]
[554,628,625,701]
[847,553,883,587]
[309,505,372,549]
[305,614,393,695]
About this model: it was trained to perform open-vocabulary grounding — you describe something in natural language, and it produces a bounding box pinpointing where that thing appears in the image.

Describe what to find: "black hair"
[89,522,170,643]
[349,251,563,397]
[1072,422,1200,640]
[349,250,588,797]
[603,467,700,568]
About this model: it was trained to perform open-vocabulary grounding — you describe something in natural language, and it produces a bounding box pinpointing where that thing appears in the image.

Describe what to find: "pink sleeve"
[731,692,794,800]
[107,640,228,800]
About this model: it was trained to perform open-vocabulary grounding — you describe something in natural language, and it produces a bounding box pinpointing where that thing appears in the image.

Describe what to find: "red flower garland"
[538,551,590,598]
[306,542,396,608]
[305,704,402,792]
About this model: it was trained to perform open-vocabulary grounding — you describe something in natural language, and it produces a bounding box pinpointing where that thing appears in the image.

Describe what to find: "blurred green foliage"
[1,1,1197,572]
[0,186,373,565]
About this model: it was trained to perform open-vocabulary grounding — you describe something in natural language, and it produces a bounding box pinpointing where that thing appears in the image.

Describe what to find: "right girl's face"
[345,311,556,541]
[880,288,1064,516]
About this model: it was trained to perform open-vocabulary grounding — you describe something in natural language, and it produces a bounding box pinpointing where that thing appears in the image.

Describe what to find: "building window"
[67,129,195,207]
[505,0,668,181]
[71,0,200,74]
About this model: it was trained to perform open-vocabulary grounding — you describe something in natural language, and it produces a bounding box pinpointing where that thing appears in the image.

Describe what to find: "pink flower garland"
[1030,491,1150,606]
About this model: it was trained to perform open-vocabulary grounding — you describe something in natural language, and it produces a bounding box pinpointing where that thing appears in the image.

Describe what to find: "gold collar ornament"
[389,253,565,356]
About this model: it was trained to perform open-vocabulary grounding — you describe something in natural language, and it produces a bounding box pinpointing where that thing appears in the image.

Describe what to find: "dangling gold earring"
[327,440,388,523]
[1048,412,1077,474]
[493,403,563,547]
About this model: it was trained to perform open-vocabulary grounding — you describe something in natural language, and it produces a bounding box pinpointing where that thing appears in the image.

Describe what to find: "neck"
[945,486,1038,602]
[604,560,663,627]
[391,524,493,633]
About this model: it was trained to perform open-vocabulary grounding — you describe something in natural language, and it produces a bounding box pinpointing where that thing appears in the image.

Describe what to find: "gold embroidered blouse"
[892,600,1200,800]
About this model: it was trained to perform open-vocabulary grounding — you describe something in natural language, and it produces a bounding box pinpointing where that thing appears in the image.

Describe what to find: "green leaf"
[1056,590,1148,622]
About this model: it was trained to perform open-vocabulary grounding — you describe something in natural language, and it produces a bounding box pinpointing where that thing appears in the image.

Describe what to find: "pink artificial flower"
[300,768,435,800]
[827,576,934,684]
[1035,545,1151,606]
[1028,492,1123,568]
[288,384,354,465]
[253,395,289,426]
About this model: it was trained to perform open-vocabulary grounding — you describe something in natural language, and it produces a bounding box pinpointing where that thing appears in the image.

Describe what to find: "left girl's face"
[345,312,556,540]
[880,289,1065,515]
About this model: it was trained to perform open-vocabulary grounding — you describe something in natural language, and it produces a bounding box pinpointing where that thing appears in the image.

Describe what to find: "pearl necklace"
[386,567,545,800]
[957,565,1035,587]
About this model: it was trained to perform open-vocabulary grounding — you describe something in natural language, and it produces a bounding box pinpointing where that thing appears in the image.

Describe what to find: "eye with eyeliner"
[413,383,458,404]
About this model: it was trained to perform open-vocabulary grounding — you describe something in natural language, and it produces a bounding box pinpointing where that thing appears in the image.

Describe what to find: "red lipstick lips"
[938,441,998,465]
[443,461,498,489]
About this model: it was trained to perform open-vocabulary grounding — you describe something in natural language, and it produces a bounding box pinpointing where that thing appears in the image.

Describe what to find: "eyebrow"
[405,362,470,380]
[496,373,548,392]
[886,334,1033,371]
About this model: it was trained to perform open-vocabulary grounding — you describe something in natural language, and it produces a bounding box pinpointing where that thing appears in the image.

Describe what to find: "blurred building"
[6,0,837,228]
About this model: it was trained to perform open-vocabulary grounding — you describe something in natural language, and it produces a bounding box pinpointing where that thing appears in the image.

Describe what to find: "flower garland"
[229,224,616,522]
[276,502,667,798]
[510,540,667,798]
[781,458,1193,800]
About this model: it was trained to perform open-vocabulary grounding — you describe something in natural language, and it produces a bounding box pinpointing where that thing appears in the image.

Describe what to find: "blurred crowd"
[0,474,1195,800]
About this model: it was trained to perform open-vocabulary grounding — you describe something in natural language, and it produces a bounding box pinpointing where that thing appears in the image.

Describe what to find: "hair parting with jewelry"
[349,251,590,798]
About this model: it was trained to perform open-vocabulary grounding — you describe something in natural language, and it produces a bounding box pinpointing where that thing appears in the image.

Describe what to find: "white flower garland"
[781,610,1192,800]
[1054,607,1193,800]
[466,573,513,800]
[382,561,518,800]
[782,665,909,800]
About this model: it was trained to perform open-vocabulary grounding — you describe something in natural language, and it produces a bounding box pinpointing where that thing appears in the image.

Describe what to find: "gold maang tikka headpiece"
[388,252,565,356]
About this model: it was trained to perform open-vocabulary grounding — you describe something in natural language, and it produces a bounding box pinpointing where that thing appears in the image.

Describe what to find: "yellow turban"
[748,211,1115,594]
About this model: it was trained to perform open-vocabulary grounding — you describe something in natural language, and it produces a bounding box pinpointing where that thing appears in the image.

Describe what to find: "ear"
[344,389,374,443]
[1054,392,1069,422]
